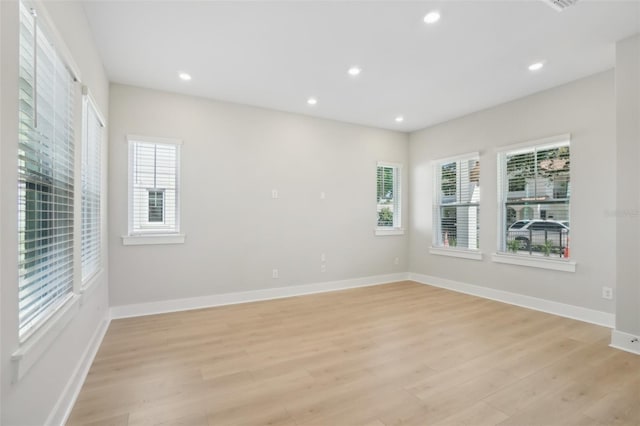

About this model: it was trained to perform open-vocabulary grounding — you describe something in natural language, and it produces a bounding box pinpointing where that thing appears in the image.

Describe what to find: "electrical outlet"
[320,191,326,199]
[321,253,326,262]
[602,286,613,300]
[394,257,400,265]
[272,268,279,279]
[320,264,326,273]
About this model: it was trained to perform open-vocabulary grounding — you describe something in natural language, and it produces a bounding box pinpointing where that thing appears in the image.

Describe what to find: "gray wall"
[0,1,109,424]
[409,71,616,313]
[108,84,409,308]
[615,34,640,336]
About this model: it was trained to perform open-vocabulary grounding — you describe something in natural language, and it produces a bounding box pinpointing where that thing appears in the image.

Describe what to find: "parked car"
[507,220,569,251]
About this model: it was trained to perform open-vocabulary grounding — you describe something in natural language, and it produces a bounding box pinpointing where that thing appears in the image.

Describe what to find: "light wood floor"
[68,281,640,426]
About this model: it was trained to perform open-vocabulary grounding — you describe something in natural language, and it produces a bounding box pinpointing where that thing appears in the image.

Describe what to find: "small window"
[433,153,480,250]
[128,136,181,235]
[376,162,402,231]
[498,135,570,258]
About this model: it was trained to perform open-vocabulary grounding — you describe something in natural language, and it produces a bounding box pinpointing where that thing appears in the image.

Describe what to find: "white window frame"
[495,134,575,272]
[16,1,79,342]
[80,88,105,285]
[123,135,184,246]
[375,161,404,236]
[430,152,482,260]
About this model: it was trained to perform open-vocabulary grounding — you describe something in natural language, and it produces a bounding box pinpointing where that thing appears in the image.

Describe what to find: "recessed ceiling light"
[424,11,441,24]
[347,66,361,77]
[178,72,192,81]
[395,116,404,123]
[528,62,544,71]
[307,97,318,105]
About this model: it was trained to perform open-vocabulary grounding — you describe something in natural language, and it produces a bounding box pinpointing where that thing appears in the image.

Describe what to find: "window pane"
[18,3,75,337]
[501,140,570,257]
[377,164,400,228]
[434,155,479,249]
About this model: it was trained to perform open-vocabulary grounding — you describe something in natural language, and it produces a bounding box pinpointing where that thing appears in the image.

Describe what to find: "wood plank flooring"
[67,281,640,426]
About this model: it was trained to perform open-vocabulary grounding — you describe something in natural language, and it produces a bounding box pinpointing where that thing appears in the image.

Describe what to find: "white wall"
[615,34,640,337]
[409,71,616,314]
[0,1,110,425]
[108,84,409,308]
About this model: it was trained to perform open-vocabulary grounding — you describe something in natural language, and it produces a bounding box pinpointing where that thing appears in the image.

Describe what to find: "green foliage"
[378,207,393,227]
[441,162,457,196]
[377,166,394,202]
[507,239,520,253]
[542,239,553,256]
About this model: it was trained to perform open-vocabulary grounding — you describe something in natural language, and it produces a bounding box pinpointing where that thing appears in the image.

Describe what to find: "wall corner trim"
[408,272,614,328]
[610,329,640,355]
[46,313,112,426]
[110,273,411,319]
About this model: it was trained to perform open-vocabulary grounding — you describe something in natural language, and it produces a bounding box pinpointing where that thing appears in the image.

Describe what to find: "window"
[433,154,480,251]
[81,94,104,283]
[128,136,181,236]
[376,162,402,234]
[498,136,570,258]
[17,3,76,338]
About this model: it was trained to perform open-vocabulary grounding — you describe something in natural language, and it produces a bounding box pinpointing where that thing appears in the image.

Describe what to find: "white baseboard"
[110,273,410,319]
[46,313,111,426]
[408,273,615,328]
[610,329,640,355]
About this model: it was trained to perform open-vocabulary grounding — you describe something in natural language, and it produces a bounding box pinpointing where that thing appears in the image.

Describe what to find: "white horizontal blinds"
[435,156,480,249]
[500,140,570,254]
[376,164,400,228]
[130,140,179,233]
[81,98,103,282]
[17,3,75,337]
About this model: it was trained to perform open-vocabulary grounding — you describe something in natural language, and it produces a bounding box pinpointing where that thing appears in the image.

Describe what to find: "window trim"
[125,134,184,245]
[496,134,572,267]
[431,152,481,254]
[375,161,404,236]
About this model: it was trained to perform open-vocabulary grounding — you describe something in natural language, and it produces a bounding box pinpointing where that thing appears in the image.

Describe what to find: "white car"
[507,220,569,250]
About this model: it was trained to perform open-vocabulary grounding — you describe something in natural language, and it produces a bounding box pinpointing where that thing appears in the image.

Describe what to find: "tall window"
[498,136,570,257]
[433,154,480,250]
[81,95,104,282]
[128,136,181,234]
[376,162,402,230]
[18,3,76,338]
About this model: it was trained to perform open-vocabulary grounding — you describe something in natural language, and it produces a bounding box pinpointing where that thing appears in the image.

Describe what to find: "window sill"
[430,247,483,261]
[492,252,576,272]
[375,228,405,236]
[122,233,186,246]
[11,294,81,383]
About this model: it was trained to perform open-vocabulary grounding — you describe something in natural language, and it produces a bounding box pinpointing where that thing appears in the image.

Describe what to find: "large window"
[498,136,570,258]
[433,154,480,250]
[81,95,104,283]
[17,3,76,338]
[128,136,181,235]
[376,162,402,232]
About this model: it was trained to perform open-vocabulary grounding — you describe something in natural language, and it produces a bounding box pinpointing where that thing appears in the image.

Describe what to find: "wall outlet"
[394,257,400,265]
[320,191,326,199]
[272,268,279,279]
[602,286,613,300]
[271,189,278,199]
[321,253,326,262]
[320,264,326,273]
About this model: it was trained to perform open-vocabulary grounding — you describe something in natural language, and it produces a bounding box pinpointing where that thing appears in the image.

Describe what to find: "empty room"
[1,0,639,425]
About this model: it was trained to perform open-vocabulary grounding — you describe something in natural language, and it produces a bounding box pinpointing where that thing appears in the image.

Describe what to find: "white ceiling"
[82,1,640,132]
